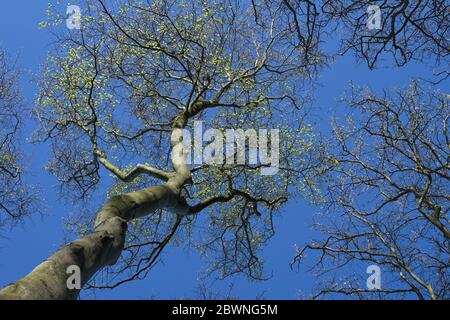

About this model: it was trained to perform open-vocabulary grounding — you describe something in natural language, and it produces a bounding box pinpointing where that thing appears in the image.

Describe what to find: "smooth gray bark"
[0,184,189,300]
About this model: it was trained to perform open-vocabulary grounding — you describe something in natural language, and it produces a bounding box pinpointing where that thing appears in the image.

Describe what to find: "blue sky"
[0,1,442,299]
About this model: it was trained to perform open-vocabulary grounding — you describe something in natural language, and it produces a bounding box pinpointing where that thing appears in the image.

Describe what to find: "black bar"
[0,300,447,319]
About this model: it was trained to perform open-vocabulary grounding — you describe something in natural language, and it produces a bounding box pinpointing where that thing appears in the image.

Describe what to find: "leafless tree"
[277,0,449,70]
[294,81,449,300]
[0,48,37,229]
[322,0,449,68]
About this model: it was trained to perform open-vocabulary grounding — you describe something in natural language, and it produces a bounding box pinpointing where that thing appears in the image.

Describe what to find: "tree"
[1,0,447,300]
[279,0,449,70]
[0,0,321,299]
[323,0,449,68]
[0,48,37,229]
[275,0,449,300]
[294,82,449,300]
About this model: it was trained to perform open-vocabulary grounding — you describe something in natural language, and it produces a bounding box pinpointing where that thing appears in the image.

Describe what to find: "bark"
[0,183,189,300]
[0,116,192,300]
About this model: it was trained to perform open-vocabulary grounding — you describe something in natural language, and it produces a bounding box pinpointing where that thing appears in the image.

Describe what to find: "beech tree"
[0,0,447,300]
[0,0,321,299]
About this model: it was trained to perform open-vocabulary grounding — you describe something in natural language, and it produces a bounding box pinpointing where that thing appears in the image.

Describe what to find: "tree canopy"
[0,0,447,299]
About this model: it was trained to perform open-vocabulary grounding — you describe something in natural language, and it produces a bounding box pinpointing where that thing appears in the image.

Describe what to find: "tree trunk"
[0,116,191,299]
[0,183,189,300]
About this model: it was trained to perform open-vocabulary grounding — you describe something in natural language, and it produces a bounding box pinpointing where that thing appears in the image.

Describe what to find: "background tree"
[0,48,37,229]
[323,0,449,69]
[0,0,322,299]
[294,82,449,300]
[279,0,449,70]
[275,0,449,300]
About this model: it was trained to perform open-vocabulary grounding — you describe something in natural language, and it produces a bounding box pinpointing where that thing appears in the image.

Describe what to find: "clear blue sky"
[0,1,439,299]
